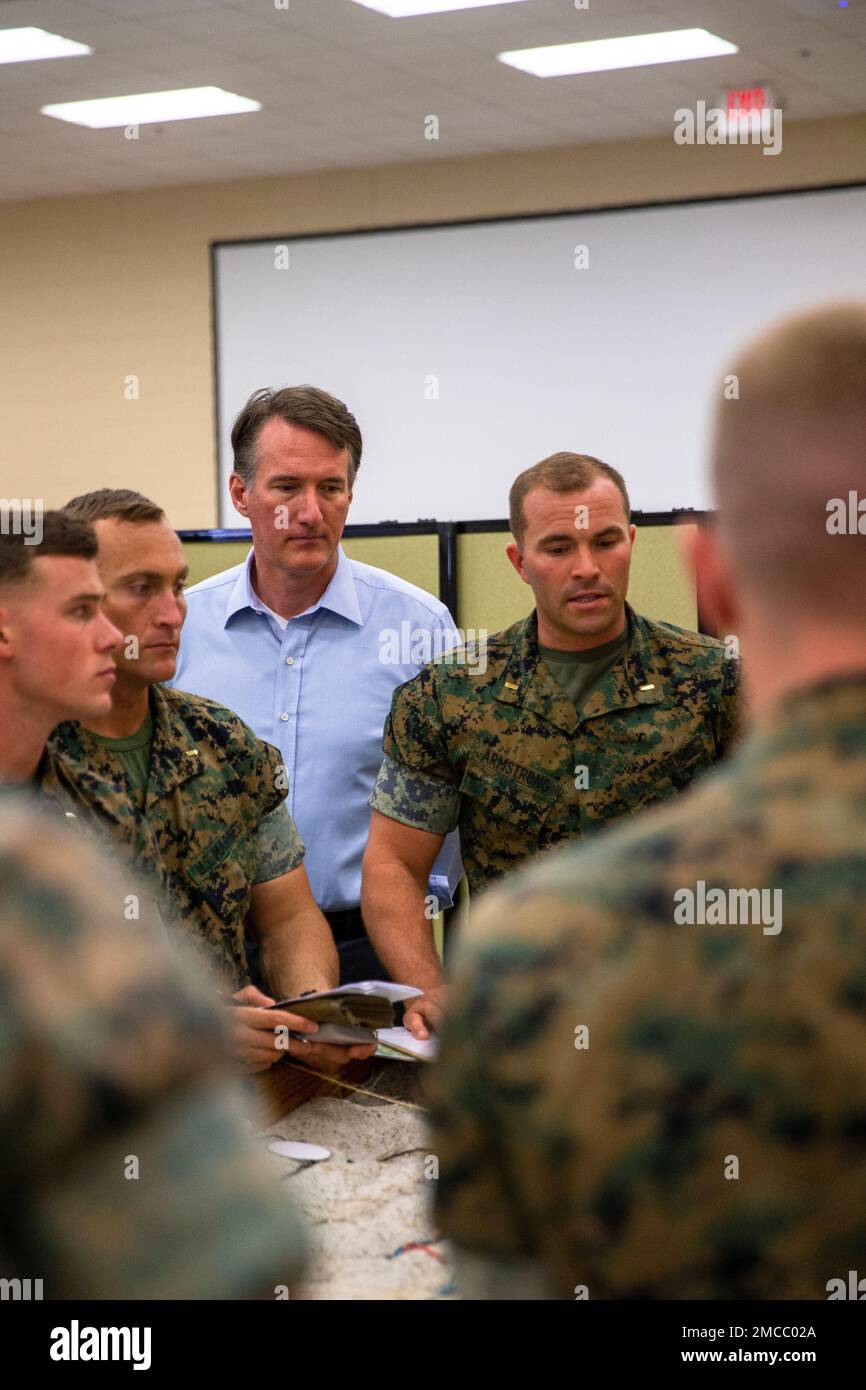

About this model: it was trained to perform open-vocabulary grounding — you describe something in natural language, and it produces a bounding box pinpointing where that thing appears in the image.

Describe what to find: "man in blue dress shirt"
[173,384,462,983]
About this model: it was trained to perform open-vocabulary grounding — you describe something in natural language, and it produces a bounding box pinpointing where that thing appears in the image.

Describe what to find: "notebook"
[268,980,422,1046]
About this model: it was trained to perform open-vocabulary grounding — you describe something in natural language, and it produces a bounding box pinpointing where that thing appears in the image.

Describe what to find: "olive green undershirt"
[538,627,629,712]
[89,712,153,808]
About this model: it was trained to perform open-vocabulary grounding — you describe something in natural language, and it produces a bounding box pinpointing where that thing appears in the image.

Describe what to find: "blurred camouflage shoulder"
[0,795,306,1299]
[430,681,866,1298]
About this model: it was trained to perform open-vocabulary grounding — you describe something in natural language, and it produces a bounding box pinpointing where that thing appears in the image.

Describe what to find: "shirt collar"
[224,545,362,628]
[495,604,662,733]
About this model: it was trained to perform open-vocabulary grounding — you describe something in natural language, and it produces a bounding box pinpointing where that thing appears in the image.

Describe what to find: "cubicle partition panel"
[180,510,709,638]
[180,523,441,596]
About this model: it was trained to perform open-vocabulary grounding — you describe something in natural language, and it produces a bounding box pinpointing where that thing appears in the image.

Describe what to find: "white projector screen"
[214,184,866,527]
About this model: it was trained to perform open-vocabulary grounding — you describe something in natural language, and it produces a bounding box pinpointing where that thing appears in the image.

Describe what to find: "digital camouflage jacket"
[428,675,866,1299]
[372,605,739,893]
[43,684,299,988]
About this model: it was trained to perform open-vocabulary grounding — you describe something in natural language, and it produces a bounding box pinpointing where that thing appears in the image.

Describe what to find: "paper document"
[376,1027,439,1062]
[270,980,421,1010]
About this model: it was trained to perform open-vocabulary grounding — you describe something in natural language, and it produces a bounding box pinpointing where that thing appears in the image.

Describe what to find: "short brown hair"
[712,299,866,623]
[63,488,165,526]
[509,452,631,546]
[0,510,97,590]
[231,385,363,488]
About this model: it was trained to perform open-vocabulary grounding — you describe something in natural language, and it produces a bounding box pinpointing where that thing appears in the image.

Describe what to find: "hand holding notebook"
[267,982,438,1058]
[268,980,422,1046]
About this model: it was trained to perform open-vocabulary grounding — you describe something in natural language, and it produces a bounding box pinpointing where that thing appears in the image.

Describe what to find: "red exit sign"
[723,86,775,115]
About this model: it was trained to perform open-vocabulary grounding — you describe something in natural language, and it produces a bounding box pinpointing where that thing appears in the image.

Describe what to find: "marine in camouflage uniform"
[44,683,303,990]
[427,674,866,1299]
[371,603,738,894]
[0,797,306,1299]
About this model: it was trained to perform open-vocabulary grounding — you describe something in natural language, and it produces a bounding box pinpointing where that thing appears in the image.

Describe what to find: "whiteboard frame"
[210,178,866,529]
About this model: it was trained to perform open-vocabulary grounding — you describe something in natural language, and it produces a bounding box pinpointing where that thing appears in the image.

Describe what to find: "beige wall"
[3,115,865,527]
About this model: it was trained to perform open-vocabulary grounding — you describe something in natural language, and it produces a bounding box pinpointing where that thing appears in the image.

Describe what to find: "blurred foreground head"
[696,300,866,707]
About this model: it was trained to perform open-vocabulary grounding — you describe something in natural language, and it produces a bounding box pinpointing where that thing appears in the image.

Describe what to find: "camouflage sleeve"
[428,859,644,1282]
[255,735,289,815]
[713,648,741,756]
[371,665,460,831]
[370,754,460,834]
[426,892,552,1267]
[254,803,305,884]
[381,662,455,784]
[0,798,306,1300]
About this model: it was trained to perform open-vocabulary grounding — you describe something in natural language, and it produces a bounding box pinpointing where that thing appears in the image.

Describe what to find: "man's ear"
[0,604,15,661]
[228,472,250,520]
[505,541,529,585]
[681,522,739,639]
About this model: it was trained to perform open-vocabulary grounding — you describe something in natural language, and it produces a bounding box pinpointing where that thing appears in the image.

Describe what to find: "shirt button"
[285,656,295,665]
[279,712,289,722]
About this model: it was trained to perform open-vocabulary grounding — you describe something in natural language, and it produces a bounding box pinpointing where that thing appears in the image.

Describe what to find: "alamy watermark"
[826,492,866,534]
[674,101,782,157]
[49,1321,152,1370]
[379,623,488,674]
[827,1269,866,1299]
[1,1276,43,1300]
[0,498,43,545]
[673,880,782,935]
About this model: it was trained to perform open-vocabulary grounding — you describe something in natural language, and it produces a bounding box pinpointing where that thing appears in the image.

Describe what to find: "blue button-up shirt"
[171,546,463,911]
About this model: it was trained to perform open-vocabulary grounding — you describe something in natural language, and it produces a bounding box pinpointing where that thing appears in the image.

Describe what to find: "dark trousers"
[326,907,390,985]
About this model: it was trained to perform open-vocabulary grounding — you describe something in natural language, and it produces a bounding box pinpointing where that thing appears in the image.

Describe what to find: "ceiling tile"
[0,0,863,201]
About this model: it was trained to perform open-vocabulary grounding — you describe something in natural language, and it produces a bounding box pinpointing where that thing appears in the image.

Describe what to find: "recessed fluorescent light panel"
[353,1,528,16]
[0,27,92,64]
[499,28,738,78]
[41,86,262,130]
